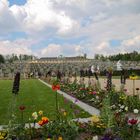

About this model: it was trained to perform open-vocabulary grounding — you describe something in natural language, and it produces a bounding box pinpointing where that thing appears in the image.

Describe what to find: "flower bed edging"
[38,79,100,115]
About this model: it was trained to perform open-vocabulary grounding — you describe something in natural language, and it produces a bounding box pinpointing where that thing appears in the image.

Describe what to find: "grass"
[0,79,90,125]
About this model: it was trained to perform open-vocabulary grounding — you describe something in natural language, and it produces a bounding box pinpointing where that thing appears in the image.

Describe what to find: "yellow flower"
[38,110,43,116]
[58,136,63,140]
[90,115,100,123]
[63,111,67,116]
[0,135,4,139]
[129,75,138,80]
[97,125,101,128]
[119,94,127,100]
[0,131,7,139]
[46,138,51,140]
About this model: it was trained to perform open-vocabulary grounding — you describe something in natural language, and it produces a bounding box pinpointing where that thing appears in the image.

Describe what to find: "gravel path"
[71,77,140,96]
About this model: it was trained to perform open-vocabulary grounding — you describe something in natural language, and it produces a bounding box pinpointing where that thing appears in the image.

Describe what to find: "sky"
[0,0,140,58]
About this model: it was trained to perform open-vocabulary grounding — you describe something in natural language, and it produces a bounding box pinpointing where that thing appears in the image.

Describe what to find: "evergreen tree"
[0,54,5,63]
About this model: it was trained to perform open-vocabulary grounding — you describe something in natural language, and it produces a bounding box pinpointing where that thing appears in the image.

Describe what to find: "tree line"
[0,54,37,64]
[94,51,140,61]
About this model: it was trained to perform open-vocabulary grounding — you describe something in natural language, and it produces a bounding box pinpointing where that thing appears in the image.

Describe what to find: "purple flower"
[74,109,80,114]
[75,99,78,103]
[101,136,112,140]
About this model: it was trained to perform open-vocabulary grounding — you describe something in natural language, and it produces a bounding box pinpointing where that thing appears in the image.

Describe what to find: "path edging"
[38,79,100,115]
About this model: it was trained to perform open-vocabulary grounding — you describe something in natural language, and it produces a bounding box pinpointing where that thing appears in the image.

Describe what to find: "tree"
[0,54,5,63]
[94,54,100,60]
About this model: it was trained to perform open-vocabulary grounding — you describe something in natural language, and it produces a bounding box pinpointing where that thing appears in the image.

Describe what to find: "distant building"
[31,54,89,63]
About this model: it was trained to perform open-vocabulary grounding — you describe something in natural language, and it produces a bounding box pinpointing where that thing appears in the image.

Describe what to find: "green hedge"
[100,69,140,77]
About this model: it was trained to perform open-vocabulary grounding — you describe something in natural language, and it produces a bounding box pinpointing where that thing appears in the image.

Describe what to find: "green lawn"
[0,79,90,125]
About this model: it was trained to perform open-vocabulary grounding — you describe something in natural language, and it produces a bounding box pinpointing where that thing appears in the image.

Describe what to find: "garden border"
[38,79,100,116]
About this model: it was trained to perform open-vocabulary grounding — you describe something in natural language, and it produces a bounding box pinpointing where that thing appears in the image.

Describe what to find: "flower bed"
[1,78,140,140]
[39,78,140,140]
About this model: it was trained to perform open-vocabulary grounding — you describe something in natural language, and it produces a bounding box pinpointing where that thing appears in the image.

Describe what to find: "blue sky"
[0,0,140,58]
[9,0,26,6]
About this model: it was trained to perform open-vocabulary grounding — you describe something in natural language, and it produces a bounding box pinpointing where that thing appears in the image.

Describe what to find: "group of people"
[80,65,100,80]
[36,65,128,92]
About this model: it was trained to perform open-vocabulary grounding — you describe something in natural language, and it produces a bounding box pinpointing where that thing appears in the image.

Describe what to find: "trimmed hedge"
[100,69,140,77]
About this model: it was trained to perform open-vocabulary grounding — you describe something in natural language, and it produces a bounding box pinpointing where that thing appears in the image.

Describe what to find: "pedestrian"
[120,68,127,84]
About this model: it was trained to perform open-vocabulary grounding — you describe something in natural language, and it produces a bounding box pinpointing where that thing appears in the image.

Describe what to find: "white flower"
[125,106,128,111]
[92,135,98,140]
[96,96,99,99]
[111,105,116,109]
[120,105,125,109]
[32,112,38,120]
[134,109,139,114]
[119,109,122,112]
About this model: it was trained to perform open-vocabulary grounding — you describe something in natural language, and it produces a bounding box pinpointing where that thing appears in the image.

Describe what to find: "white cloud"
[96,42,109,51]
[9,0,78,35]
[0,0,19,34]
[122,35,140,46]
[39,44,85,57]
[0,39,32,55]
[120,35,140,52]
[40,44,62,57]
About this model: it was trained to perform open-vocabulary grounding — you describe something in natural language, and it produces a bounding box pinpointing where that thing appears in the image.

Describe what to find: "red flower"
[128,118,138,125]
[42,117,49,124]
[80,88,85,90]
[19,105,25,111]
[52,84,60,91]
[38,117,49,126]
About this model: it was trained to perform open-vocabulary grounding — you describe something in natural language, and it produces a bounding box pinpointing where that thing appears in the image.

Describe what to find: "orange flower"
[52,84,60,91]
[38,117,49,126]
[88,92,92,94]
[42,117,49,124]
[38,120,44,126]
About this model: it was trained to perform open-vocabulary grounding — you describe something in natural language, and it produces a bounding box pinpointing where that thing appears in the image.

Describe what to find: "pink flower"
[92,91,97,95]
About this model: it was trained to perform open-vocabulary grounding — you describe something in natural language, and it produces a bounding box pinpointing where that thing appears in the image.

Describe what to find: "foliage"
[108,51,140,61]
[124,95,140,112]
[94,51,140,61]
[100,96,115,129]
[0,54,5,63]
